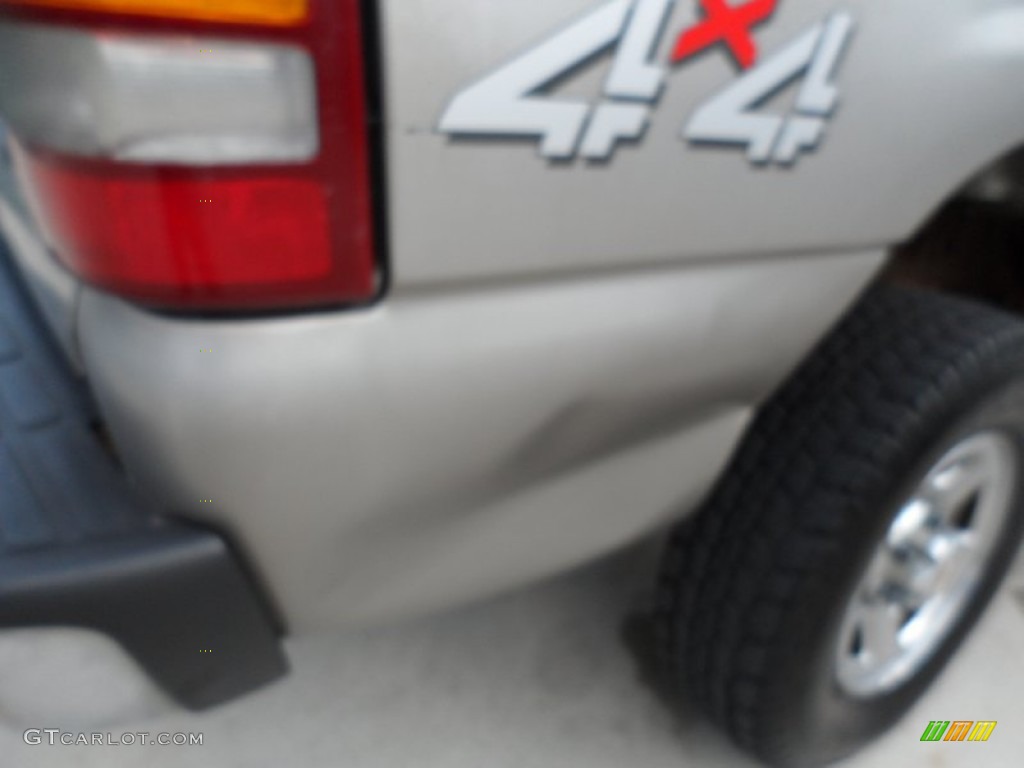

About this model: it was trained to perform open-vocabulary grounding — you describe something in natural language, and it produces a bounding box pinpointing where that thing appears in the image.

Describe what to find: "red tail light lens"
[12,148,378,308]
[0,1,378,311]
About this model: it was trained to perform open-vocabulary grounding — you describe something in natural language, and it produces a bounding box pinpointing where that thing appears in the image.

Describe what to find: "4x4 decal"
[437,0,854,165]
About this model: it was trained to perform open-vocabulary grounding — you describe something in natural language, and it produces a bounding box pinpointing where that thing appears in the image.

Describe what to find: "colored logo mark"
[920,720,997,742]
[672,0,779,69]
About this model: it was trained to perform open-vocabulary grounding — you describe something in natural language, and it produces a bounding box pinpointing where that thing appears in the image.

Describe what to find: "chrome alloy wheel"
[835,431,1018,697]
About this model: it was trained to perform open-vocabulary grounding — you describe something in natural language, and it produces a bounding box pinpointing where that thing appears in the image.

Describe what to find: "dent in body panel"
[327,405,753,623]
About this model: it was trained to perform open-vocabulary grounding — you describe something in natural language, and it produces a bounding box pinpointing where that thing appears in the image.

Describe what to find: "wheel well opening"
[883,144,1024,313]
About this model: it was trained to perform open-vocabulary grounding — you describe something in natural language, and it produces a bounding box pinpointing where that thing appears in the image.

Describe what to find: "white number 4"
[438,0,675,161]
[683,12,855,165]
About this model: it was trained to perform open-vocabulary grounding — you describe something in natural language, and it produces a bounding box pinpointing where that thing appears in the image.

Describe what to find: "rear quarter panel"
[47,0,1024,628]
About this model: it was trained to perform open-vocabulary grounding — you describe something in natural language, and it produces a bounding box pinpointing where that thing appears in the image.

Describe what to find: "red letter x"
[672,0,778,70]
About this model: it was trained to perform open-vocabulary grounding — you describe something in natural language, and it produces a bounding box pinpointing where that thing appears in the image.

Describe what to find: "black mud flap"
[0,237,287,709]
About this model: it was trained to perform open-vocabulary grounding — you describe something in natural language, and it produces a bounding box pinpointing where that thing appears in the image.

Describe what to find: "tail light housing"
[0,0,377,311]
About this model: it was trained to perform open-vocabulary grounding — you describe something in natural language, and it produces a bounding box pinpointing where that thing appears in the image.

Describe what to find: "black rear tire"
[654,285,1024,767]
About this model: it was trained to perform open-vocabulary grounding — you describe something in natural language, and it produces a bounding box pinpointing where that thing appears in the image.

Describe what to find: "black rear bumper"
[0,235,287,708]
